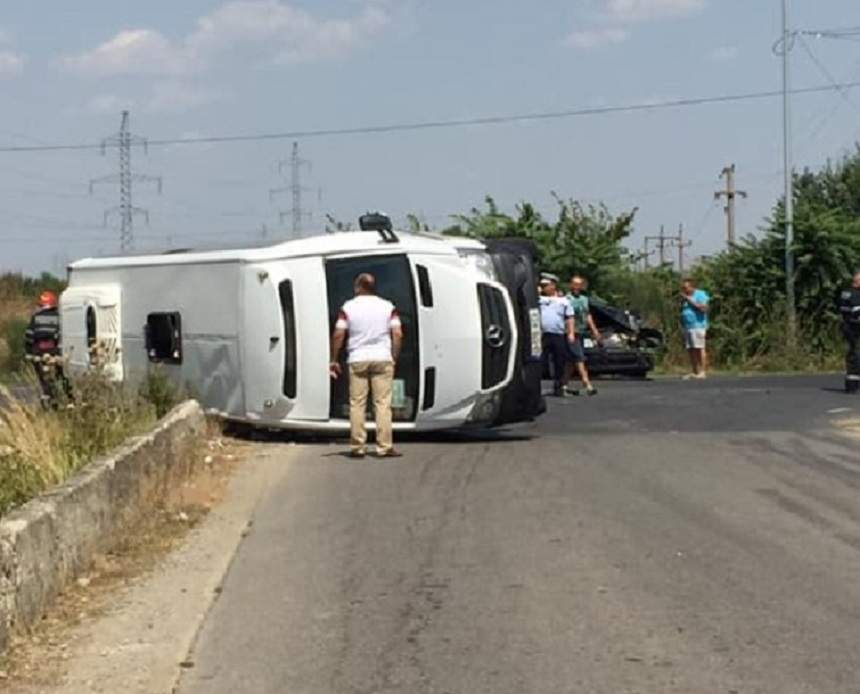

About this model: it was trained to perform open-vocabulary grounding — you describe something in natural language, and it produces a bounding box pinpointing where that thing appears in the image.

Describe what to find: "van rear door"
[59,285,123,381]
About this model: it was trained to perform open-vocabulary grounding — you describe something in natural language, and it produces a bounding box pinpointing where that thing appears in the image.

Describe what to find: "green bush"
[138,368,184,419]
[0,316,29,376]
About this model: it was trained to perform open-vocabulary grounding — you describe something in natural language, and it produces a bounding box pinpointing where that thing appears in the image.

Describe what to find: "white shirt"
[336,295,401,364]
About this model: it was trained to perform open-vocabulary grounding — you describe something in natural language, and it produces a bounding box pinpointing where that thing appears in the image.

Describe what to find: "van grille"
[477,284,512,389]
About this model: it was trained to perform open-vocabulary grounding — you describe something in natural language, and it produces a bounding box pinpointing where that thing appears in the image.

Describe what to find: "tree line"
[441,148,860,370]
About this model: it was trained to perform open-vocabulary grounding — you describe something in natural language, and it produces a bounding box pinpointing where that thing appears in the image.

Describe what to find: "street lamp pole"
[782,0,796,341]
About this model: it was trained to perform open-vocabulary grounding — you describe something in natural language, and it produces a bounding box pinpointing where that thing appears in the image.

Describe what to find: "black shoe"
[586,386,598,396]
[565,387,581,396]
[348,450,367,459]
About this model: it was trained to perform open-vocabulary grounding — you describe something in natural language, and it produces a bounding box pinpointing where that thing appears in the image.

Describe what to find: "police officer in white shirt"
[330,273,404,458]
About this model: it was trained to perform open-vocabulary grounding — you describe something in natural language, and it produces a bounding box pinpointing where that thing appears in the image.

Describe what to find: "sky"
[2,0,860,275]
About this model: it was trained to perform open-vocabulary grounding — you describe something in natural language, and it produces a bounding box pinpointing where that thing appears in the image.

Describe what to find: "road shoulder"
[6,442,291,694]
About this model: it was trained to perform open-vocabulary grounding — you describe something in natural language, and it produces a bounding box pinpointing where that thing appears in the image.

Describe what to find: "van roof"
[68,230,487,271]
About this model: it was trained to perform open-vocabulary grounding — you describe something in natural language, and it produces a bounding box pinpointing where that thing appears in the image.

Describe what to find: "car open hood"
[590,297,641,334]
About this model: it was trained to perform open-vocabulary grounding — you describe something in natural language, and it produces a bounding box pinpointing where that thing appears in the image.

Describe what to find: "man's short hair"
[354,273,376,292]
[682,277,696,286]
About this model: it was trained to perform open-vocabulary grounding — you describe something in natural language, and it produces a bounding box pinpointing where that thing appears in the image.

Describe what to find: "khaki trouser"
[348,361,395,454]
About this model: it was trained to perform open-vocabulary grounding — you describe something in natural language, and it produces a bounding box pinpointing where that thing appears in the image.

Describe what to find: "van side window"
[145,313,182,364]
[278,280,297,398]
[416,264,434,307]
[86,306,97,361]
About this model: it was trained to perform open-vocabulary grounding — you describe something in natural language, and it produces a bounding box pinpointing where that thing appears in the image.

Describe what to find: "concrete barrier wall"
[0,400,205,652]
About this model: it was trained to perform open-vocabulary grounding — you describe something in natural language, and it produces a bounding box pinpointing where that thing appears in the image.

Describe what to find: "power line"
[1,82,860,155]
[797,35,860,114]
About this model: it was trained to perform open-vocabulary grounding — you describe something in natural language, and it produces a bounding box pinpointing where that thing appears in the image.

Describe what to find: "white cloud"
[564,27,630,49]
[710,45,739,63]
[0,29,26,76]
[145,81,223,113]
[64,29,189,76]
[0,50,25,76]
[603,0,706,22]
[62,1,390,77]
[85,93,136,115]
[83,82,222,116]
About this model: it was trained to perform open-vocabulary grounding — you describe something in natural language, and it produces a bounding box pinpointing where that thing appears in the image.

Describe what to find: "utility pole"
[89,111,162,253]
[646,225,691,272]
[715,164,747,246]
[782,0,797,341]
[270,141,312,239]
[659,225,666,266]
[644,226,669,268]
[667,223,692,275]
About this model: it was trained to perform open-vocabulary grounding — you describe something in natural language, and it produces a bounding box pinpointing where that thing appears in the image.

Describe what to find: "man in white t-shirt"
[330,273,404,458]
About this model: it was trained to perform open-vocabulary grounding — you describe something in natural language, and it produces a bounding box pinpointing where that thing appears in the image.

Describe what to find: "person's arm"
[330,309,349,378]
[586,313,601,342]
[330,329,346,378]
[390,309,403,364]
[688,291,709,313]
[391,326,403,364]
[564,301,576,342]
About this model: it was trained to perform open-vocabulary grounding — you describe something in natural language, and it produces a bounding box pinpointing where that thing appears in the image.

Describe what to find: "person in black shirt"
[836,272,860,393]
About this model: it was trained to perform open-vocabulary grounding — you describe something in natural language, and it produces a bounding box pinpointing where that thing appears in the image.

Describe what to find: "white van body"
[62,230,543,432]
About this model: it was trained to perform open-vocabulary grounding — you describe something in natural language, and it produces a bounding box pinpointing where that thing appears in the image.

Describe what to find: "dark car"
[583,298,663,378]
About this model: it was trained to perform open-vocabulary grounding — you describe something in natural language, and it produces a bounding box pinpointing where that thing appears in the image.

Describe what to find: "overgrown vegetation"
[0,368,184,516]
[444,148,860,371]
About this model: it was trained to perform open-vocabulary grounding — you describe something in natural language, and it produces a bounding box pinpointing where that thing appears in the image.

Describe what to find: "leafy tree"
[443,195,637,298]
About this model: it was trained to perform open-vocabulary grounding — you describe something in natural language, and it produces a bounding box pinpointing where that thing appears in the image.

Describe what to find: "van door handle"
[269,336,280,346]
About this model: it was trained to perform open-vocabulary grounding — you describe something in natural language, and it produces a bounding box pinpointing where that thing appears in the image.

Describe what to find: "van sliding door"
[326,254,419,422]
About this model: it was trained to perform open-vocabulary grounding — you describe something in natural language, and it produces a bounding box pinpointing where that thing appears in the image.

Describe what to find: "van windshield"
[326,254,419,422]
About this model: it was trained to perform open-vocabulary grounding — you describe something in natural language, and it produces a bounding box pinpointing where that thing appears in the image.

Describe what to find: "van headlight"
[458,251,498,281]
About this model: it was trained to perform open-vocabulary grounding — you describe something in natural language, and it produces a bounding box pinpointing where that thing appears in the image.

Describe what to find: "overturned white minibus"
[60,225,545,431]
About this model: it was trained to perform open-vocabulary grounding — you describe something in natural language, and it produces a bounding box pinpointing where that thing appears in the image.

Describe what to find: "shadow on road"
[224,423,535,447]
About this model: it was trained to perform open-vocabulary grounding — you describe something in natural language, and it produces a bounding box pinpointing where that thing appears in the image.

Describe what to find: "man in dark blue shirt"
[539,276,575,396]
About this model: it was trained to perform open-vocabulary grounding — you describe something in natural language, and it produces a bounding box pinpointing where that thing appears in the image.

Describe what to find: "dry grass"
[0,427,247,687]
[0,388,70,507]
[0,368,169,516]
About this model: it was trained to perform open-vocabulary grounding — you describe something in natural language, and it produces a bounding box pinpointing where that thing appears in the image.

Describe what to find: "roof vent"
[359,212,399,244]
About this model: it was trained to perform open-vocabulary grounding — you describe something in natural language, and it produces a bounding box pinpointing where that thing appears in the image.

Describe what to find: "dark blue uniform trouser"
[844,324,860,392]
[542,333,568,391]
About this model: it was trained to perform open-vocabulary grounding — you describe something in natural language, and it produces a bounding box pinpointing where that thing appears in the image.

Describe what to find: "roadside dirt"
[0,423,249,690]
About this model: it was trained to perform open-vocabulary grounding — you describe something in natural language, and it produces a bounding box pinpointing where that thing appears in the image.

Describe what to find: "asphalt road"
[177,375,860,694]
